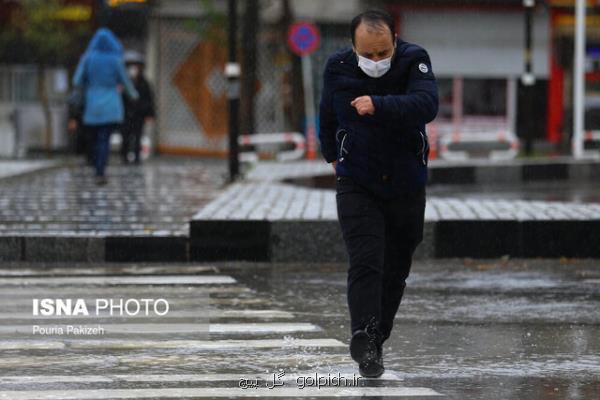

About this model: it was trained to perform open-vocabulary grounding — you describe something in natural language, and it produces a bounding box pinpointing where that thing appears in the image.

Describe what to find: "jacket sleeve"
[371,47,439,125]
[72,55,87,87]
[141,79,156,118]
[318,57,338,163]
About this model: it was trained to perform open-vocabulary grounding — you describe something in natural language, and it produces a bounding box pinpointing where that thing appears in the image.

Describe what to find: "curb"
[3,218,599,263]
[0,235,188,263]
[189,219,600,262]
[427,159,600,185]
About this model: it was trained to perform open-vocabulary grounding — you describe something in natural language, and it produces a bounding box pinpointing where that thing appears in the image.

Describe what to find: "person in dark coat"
[72,28,139,185]
[318,9,438,378]
[121,50,155,165]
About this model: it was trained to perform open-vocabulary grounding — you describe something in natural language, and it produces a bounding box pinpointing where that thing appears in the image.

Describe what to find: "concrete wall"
[153,0,363,22]
[401,8,550,78]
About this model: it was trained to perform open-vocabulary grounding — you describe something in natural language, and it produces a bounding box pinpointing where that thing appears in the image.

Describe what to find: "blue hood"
[87,28,123,56]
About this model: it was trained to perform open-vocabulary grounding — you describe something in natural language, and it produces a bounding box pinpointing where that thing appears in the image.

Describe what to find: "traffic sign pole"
[301,54,317,160]
[288,22,320,160]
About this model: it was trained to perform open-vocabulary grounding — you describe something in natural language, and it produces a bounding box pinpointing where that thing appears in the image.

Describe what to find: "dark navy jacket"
[318,39,438,199]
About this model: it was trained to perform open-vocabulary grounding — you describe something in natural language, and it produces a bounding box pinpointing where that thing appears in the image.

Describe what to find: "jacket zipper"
[418,130,427,165]
[339,132,348,162]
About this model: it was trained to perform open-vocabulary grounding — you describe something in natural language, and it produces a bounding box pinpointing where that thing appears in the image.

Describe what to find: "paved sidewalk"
[193,181,600,222]
[0,157,227,262]
[0,158,226,236]
[0,159,61,180]
[190,160,600,261]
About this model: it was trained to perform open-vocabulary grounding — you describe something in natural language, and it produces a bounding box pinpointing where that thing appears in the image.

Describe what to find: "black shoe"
[350,329,376,363]
[350,318,384,378]
[359,344,384,378]
[95,176,108,186]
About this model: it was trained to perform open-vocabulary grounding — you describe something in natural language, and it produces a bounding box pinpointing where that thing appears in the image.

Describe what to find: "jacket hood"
[87,28,123,56]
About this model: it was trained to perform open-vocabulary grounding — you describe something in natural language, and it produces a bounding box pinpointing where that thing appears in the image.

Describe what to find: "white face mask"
[128,65,140,79]
[357,54,392,78]
[358,55,392,78]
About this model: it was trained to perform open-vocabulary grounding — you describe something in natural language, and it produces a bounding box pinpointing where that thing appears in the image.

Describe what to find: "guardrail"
[238,132,305,162]
[438,129,520,161]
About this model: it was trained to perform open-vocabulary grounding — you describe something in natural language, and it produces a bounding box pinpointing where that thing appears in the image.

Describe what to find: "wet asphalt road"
[232,259,600,399]
[0,259,599,399]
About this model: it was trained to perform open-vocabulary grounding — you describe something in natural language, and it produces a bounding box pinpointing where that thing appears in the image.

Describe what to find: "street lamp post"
[572,0,587,159]
[226,0,240,182]
[522,0,536,156]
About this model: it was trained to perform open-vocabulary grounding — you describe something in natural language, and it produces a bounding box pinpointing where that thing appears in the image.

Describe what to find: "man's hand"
[331,160,337,172]
[351,96,375,116]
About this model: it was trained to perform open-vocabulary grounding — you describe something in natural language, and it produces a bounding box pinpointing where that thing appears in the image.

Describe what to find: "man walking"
[318,9,438,377]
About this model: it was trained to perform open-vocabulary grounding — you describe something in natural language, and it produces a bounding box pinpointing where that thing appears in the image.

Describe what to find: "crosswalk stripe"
[0,309,294,320]
[0,341,66,350]
[0,387,443,398]
[0,322,320,335]
[0,338,346,351]
[0,275,236,286]
[0,265,218,277]
[0,372,405,384]
[0,352,350,369]
[0,286,252,297]
[209,322,318,334]
[1,297,270,311]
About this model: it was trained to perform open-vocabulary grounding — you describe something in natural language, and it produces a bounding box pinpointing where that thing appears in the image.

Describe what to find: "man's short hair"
[350,9,396,45]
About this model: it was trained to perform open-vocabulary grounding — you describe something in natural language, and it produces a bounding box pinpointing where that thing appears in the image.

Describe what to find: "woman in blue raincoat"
[72,28,139,185]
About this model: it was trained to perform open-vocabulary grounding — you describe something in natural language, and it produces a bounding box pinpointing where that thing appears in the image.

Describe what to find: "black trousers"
[121,118,144,163]
[335,175,425,344]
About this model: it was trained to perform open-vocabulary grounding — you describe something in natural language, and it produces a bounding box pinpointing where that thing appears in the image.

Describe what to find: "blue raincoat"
[72,28,139,126]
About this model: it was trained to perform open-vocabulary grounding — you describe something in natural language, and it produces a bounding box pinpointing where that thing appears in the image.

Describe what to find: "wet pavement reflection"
[427,181,600,204]
[0,158,227,236]
[231,259,600,399]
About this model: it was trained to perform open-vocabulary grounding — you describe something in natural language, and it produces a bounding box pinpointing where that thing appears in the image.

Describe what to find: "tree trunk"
[37,65,53,154]
[240,0,259,136]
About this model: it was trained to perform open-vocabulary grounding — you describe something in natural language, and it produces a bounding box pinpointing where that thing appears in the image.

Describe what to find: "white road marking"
[0,309,294,320]
[0,386,442,400]
[0,387,443,398]
[0,286,252,297]
[0,372,404,384]
[209,323,319,334]
[0,341,65,350]
[0,275,236,286]
[1,297,272,310]
[0,322,319,335]
[0,265,218,277]
[0,338,346,351]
